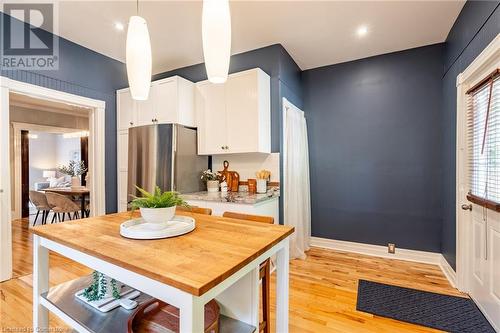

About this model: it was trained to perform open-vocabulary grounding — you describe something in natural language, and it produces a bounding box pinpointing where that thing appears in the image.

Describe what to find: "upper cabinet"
[117,76,195,131]
[196,68,271,155]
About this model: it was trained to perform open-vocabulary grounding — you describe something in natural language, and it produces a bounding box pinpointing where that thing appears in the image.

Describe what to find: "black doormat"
[356,280,495,333]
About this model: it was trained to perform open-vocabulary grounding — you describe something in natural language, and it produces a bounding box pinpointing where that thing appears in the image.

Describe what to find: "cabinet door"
[196,82,227,154]
[117,90,136,130]
[136,87,156,126]
[154,79,177,124]
[225,71,259,153]
[117,131,129,212]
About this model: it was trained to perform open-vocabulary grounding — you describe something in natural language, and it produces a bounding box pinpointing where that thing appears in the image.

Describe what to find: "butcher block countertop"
[31,211,294,296]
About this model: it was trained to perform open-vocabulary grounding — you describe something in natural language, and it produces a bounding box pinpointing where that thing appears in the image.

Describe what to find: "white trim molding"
[310,237,456,287]
[455,33,500,293]
[0,76,106,282]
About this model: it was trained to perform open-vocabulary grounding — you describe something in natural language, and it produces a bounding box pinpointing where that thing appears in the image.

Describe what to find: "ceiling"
[50,1,464,74]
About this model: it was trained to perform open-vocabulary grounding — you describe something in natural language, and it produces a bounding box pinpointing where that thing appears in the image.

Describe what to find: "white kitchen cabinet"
[196,81,227,154]
[117,130,129,212]
[116,76,195,131]
[117,89,136,130]
[196,68,271,155]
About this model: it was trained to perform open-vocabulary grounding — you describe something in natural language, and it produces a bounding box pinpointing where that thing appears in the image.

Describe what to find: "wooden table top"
[45,187,90,195]
[31,211,294,296]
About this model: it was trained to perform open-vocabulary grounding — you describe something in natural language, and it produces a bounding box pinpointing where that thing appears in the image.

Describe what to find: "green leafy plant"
[58,160,87,177]
[82,271,120,301]
[130,185,188,210]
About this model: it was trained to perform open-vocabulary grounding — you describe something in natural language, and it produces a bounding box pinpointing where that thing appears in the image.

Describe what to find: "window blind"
[467,74,500,206]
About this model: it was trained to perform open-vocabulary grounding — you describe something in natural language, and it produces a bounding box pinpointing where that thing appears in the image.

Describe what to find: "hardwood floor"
[1,218,464,332]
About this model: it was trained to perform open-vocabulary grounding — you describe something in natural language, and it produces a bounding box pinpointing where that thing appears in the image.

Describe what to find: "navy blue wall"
[441,1,500,269]
[0,12,128,213]
[302,44,444,252]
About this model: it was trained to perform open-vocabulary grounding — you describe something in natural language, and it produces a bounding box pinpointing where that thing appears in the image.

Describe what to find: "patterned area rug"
[356,280,495,333]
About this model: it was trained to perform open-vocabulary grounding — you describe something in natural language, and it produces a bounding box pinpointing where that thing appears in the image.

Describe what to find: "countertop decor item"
[58,160,87,189]
[120,215,196,240]
[218,161,240,192]
[248,179,257,194]
[256,170,271,194]
[130,186,187,224]
[201,169,221,193]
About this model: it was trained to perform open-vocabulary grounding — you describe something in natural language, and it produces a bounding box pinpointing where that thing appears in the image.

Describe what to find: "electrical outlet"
[388,243,396,254]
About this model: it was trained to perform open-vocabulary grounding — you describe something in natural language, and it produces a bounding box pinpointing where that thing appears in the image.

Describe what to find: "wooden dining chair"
[222,211,274,333]
[29,190,51,226]
[176,205,212,215]
[46,192,81,223]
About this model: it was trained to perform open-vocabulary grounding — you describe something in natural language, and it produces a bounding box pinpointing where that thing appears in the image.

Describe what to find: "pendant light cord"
[136,0,139,16]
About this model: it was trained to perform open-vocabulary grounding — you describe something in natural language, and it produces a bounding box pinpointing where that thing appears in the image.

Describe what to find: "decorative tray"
[120,215,195,240]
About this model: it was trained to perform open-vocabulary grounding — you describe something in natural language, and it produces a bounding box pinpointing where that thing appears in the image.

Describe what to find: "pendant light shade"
[126,15,152,100]
[202,0,231,84]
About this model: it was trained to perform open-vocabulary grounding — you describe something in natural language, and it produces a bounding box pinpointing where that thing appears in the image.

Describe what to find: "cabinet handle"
[225,146,229,150]
[129,121,133,126]
[221,146,225,150]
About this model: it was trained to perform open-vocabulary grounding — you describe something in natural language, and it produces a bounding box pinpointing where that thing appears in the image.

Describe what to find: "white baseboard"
[439,255,457,288]
[310,237,456,287]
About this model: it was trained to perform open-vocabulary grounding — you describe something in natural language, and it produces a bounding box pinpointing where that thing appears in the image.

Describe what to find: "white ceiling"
[52,1,465,74]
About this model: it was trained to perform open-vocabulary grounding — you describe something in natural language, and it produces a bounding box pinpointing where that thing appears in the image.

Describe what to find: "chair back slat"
[176,206,212,215]
[222,212,274,224]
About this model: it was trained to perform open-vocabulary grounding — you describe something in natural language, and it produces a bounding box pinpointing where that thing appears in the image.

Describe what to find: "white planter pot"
[140,207,176,224]
[71,176,80,188]
[207,180,219,193]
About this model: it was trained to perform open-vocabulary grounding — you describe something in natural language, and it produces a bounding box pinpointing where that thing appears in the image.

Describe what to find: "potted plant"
[58,160,87,188]
[130,186,187,224]
[201,169,222,193]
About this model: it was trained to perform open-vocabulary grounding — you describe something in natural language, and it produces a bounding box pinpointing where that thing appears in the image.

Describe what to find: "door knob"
[461,204,472,211]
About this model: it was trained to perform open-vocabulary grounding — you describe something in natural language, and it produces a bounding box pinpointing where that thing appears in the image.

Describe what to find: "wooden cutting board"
[218,161,240,192]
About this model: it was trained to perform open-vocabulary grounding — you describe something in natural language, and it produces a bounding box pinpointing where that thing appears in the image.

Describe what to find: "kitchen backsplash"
[212,153,280,183]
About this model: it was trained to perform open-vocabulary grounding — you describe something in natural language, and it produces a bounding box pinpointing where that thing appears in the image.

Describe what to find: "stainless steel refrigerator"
[127,124,208,199]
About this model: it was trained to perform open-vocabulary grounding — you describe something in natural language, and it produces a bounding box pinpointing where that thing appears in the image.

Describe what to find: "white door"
[225,71,259,153]
[154,79,177,124]
[117,89,136,130]
[195,82,227,154]
[457,62,500,331]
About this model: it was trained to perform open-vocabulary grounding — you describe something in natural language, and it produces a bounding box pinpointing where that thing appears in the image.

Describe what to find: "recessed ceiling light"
[357,25,368,37]
[114,22,125,31]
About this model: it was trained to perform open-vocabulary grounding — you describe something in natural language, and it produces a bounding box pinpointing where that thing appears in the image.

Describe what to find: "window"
[467,69,500,210]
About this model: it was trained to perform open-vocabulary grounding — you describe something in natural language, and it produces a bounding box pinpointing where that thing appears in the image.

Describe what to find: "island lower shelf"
[40,275,256,333]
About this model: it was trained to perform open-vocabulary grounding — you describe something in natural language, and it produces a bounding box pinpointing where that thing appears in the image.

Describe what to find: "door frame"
[0,76,106,282]
[11,122,90,220]
[456,33,500,292]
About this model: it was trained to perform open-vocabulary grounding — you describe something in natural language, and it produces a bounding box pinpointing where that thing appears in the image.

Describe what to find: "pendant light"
[202,0,231,84]
[126,0,152,100]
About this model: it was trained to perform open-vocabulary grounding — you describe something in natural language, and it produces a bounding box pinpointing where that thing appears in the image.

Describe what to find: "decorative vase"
[140,207,176,224]
[207,180,219,193]
[71,176,80,188]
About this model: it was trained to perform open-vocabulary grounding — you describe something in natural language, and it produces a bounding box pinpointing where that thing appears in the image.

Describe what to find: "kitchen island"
[31,211,293,333]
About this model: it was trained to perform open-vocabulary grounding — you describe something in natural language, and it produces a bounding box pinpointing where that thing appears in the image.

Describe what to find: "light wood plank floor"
[1,218,464,332]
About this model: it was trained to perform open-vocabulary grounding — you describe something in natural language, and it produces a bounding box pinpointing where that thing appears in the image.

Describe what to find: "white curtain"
[283,98,311,260]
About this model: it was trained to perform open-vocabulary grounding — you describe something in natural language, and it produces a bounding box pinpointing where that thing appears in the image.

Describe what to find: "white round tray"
[120,215,195,240]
